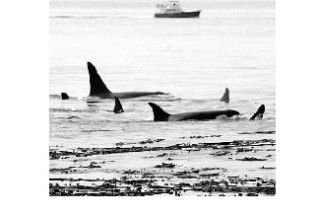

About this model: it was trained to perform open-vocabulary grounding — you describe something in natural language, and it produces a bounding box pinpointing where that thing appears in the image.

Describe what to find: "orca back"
[61,92,69,100]
[113,97,124,113]
[250,104,265,120]
[220,88,230,103]
[87,62,111,96]
[148,103,170,121]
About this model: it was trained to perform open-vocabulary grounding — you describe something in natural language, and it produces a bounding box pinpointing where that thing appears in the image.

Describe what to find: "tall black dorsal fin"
[61,92,69,100]
[220,88,230,103]
[113,97,124,114]
[148,103,170,121]
[87,62,111,96]
[250,104,265,120]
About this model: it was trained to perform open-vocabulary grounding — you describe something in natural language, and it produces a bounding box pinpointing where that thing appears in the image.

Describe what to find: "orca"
[220,88,230,103]
[250,104,265,120]
[148,103,240,121]
[61,92,69,100]
[149,103,266,122]
[59,91,125,113]
[87,62,167,100]
[113,97,124,114]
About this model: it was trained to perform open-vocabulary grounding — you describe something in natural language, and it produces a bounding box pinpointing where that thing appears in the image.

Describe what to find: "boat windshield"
[156,0,183,13]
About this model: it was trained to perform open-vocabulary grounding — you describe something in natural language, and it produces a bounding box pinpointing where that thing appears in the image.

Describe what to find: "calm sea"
[50,0,275,150]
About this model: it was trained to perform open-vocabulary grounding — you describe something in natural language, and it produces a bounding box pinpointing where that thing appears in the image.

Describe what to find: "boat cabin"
[156,0,183,14]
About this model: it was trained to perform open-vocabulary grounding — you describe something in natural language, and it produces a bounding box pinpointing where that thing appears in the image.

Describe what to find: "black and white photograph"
[4,0,320,212]
[49,0,275,196]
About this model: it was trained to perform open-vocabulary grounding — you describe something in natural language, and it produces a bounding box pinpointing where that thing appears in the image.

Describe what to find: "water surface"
[49,0,275,195]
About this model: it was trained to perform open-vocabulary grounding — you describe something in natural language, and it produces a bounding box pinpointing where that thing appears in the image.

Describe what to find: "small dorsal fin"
[148,103,170,121]
[61,92,69,100]
[220,88,230,103]
[113,97,124,113]
[250,104,265,120]
[87,62,112,96]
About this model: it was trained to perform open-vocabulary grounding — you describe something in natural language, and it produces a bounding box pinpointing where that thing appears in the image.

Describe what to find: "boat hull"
[154,11,200,18]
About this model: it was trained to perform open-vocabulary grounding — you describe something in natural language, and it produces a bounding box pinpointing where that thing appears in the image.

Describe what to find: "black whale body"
[148,102,240,121]
[87,62,166,100]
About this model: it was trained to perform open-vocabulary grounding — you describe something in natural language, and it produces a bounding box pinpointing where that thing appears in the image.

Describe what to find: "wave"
[81,129,115,133]
[50,15,108,19]
[49,94,62,99]
[50,108,95,113]
[49,94,81,100]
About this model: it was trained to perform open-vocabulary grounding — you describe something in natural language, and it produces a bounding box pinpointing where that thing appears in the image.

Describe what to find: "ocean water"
[49,0,275,190]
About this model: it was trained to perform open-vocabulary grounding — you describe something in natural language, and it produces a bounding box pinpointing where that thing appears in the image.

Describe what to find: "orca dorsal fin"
[87,62,111,96]
[148,102,170,121]
[61,92,69,100]
[250,104,265,120]
[113,97,124,114]
[220,88,230,103]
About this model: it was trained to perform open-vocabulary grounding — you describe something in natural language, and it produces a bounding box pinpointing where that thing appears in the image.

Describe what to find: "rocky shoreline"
[50,137,276,196]
[50,139,275,160]
[49,175,275,196]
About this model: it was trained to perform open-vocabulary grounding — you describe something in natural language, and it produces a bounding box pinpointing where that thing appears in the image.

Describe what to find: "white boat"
[154,0,201,18]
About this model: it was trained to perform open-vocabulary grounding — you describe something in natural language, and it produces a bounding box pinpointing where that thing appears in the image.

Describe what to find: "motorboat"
[154,0,201,18]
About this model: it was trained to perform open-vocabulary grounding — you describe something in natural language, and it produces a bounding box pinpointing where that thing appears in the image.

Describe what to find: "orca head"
[226,109,240,117]
[148,102,170,121]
